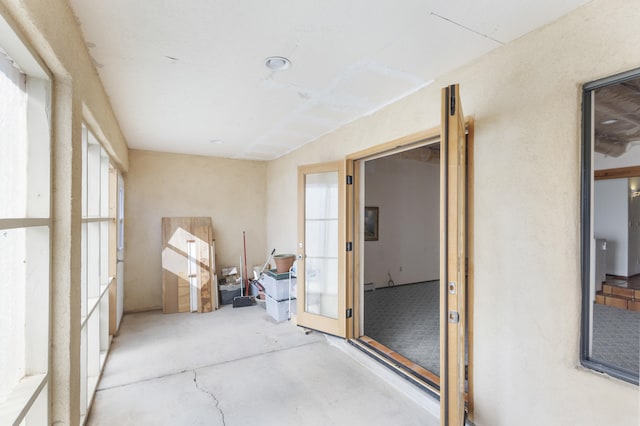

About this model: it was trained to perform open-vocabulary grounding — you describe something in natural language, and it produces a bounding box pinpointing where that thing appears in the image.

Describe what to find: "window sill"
[0,373,47,425]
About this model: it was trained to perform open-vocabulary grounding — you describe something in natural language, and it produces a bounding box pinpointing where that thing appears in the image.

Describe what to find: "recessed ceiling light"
[265,56,291,71]
[601,119,619,125]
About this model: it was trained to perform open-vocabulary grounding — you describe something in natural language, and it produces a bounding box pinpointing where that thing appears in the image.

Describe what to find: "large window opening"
[0,21,52,425]
[80,124,119,421]
[581,68,640,385]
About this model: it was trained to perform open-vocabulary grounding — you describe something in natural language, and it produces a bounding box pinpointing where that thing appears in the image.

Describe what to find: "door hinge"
[346,242,353,252]
[448,310,460,324]
[346,308,353,318]
[450,84,456,116]
[346,175,353,185]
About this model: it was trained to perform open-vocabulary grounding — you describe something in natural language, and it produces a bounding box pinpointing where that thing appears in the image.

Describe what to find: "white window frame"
[0,12,52,425]
[79,124,116,422]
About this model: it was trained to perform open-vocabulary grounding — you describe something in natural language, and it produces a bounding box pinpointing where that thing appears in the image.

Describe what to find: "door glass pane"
[305,171,339,319]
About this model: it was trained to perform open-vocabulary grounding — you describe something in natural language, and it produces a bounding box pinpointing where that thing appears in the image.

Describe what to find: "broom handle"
[261,249,276,274]
[243,231,249,295]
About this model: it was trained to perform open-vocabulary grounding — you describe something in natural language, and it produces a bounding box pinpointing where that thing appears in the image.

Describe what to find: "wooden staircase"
[596,282,640,311]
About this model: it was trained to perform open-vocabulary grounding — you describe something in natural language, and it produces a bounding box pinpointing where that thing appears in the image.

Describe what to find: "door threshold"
[350,337,441,398]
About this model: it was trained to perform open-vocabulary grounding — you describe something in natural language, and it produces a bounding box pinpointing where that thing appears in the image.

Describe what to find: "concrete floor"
[88,304,439,425]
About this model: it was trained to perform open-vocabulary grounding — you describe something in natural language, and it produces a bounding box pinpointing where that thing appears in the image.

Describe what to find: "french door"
[296,85,469,425]
[296,161,347,337]
[440,84,467,426]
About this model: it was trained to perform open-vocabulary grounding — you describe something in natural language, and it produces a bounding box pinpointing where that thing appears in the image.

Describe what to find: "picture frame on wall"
[364,206,379,241]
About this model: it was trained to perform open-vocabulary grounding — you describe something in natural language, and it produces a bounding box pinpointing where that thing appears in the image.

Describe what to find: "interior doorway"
[347,113,474,423]
[361,143,441,378]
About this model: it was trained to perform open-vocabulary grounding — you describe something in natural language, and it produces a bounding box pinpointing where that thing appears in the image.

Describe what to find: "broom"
[233,231,253,308]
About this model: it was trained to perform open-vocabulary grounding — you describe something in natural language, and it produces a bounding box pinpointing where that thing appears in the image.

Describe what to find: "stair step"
[611,286,635,298]
[604,294,629,309]
[629,300,640,312]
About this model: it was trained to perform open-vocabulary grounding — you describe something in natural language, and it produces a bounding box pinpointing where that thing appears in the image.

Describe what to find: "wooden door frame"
[441,84,468,426]
[345,121,475,422]
[347,127,442,339]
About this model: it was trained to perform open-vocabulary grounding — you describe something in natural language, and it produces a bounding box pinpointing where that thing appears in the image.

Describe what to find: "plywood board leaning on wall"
[161,217,217,313]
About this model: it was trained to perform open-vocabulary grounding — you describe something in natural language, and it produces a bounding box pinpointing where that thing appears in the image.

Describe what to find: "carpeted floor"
[364,281,440,375]
[592,303,640,374]
[364,281,640,377]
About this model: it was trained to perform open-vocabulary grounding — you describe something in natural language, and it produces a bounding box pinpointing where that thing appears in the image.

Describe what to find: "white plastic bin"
[261,273,296,301]
[266,294,296,322]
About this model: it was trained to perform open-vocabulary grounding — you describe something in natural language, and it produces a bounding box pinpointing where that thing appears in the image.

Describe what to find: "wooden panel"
[211,241,218,309]
[602,284,614,295]
[162,268,179,314]
[628,300,640,311]
[192,218,213,313]
[595,293,606,304]
[635,289,640,299]
[177,275,191,312]
[594,165,640,180]
[162,217,215,314]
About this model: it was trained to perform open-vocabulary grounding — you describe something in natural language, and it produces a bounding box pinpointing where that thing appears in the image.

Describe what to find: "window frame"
[580,67,640,386]
[79,124,116,422]
[0,18,52,424]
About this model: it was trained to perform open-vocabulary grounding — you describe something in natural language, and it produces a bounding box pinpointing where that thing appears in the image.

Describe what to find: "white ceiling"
[69,0,591,161]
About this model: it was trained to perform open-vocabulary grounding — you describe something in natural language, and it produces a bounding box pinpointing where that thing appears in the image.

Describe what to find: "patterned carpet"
[364,282,640,378]
[364,281,440,375]
[592,303,640,374]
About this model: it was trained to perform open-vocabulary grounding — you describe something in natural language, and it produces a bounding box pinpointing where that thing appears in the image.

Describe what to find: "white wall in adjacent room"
[594,178,629,276]
[627,178,640,276]
[364,154,439,288]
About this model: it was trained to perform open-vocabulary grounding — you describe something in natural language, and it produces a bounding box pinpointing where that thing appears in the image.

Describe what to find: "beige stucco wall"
[125,150,267,312]
[266,0,640,425]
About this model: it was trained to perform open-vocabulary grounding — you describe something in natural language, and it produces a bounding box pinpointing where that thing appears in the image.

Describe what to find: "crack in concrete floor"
[193,370,226,426]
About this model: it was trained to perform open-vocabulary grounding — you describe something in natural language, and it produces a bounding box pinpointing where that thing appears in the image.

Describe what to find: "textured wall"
[266,0,640,424]
[124,150,267,312]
